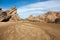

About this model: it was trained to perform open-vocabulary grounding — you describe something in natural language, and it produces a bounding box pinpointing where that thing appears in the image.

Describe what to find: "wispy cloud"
[17,0,60,18]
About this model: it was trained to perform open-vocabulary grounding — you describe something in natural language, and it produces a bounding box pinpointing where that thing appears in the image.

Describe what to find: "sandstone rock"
[44,12,60,23]
[0,7,20,22]
[27,11,60,23]
[0,8,3,12]
[27,15,40,22]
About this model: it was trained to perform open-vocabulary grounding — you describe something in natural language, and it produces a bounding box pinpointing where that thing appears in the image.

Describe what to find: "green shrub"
[55,18,60,23]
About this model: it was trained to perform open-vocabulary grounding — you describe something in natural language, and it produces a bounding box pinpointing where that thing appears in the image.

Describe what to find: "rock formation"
[0,7,20,22]
[0,7,60,23]
[27,15,40,22]
[27,12,60,23]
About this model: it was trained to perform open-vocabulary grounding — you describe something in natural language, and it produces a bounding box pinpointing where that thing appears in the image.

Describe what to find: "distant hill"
[27,12,60,23]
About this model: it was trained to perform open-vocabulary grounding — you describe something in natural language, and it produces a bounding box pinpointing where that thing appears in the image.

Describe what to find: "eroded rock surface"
[0,7,20,22]
[27,12,60,23]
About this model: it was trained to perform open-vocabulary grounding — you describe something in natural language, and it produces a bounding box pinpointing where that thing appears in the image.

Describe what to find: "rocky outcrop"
[0,7,20,22]
[0,8,3,12]
[39,12,60,23]
[27,15,41,22]
[27,12,60,23]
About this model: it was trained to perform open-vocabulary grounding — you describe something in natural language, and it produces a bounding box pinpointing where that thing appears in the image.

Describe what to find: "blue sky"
[0,0,60,19]
[0,0,47,9]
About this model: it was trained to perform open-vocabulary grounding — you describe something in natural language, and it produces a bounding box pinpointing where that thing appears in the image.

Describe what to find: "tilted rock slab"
[0,7,20,22]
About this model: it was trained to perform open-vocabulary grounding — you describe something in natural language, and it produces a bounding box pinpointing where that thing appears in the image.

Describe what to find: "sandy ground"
[0,21,60,40]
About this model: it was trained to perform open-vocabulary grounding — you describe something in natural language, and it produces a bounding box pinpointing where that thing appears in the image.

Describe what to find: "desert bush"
[55,18,60,23]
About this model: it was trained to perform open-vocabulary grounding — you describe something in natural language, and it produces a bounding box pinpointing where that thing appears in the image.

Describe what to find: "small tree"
[55,18,60,23]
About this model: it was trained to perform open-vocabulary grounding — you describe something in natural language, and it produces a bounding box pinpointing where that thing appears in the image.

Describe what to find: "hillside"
[0,21,60,40]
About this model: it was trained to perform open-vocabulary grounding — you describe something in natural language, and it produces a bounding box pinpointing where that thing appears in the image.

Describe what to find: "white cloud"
[17,0,60,19]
